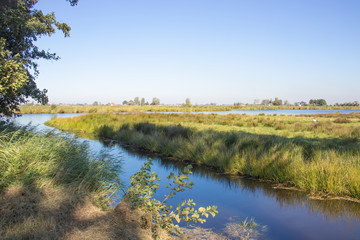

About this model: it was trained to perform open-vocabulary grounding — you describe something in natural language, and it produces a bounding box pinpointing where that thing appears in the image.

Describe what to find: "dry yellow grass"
[0,180,173,240]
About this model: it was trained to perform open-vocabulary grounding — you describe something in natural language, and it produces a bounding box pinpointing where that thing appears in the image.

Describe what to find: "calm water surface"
[15,113,360,240]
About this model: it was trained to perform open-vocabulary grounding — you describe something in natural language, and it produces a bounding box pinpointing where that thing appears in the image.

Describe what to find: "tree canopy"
[0,0,77,116]
[151,97,160,105]
[309,99,327,106]
[272,97,283,106]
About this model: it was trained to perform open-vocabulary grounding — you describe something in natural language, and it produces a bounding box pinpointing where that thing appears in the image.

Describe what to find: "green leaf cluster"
[0,0,76,115]
[124,159,218,235]
[0,39,28,116]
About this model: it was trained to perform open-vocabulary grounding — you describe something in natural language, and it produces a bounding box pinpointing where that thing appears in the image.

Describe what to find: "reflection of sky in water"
[15,113,360,240]
[13,113,87,131]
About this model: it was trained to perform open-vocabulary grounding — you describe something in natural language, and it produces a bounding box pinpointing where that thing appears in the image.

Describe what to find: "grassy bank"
[0,122,167,239]
[18,104,360,114]
[0,123,121,200]
[47,113,360,200]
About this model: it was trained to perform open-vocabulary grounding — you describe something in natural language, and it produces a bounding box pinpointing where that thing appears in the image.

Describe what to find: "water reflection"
[101,139,360,223]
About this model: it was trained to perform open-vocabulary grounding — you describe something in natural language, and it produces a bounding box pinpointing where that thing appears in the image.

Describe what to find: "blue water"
[14,113,360,240]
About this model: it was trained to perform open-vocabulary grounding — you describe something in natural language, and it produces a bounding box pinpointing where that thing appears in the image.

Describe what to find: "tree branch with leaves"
[0,0,78,115]
[124,159,218,236]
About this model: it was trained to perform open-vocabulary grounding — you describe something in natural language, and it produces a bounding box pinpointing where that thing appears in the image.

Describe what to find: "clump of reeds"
[0,122,121,206]
[0,121,123,239]
[334,117,351,124]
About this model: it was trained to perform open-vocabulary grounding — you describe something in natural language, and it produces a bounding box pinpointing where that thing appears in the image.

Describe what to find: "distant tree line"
[122,97,160,106]
[233,102,244,106]
[256,97,289,106]
[31,98,359,108]
[248,98,330,106]
[334,101,359,107]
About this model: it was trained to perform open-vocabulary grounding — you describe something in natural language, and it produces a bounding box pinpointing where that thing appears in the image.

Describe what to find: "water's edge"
[14,113,360,240]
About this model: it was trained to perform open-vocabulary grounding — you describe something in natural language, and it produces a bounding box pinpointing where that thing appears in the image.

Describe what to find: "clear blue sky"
[34,0,360,105]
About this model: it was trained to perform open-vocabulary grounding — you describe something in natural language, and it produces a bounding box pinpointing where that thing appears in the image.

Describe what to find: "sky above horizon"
[34,0,360,105]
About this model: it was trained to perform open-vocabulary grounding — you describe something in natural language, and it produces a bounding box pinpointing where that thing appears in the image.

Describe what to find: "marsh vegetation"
[18,104,360,115]
[46,112,360,200]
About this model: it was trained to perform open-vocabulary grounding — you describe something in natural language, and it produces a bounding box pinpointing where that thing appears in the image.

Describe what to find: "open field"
[46,112,360,200]
[18,104,360,114]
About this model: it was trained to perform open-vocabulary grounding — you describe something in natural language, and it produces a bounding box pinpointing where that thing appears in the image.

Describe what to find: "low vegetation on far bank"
[47,112,360,200]
[18,104,360,115]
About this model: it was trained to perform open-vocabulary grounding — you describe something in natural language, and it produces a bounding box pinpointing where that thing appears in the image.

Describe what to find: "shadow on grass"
[0,180,157,240]
[97,122,359,164]
[0,124,155,240]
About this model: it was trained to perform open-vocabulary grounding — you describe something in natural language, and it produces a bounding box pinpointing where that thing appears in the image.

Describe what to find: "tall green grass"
[46,113,360,199]
[46,112,360,139]
[0,122,121,206]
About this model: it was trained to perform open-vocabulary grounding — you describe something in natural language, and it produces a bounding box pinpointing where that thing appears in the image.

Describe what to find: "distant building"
[295,101,307,106]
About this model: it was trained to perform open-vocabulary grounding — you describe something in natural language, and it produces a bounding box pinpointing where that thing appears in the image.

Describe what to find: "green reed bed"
[0,122,125,239]
[18,104,360,114]
[46,113,360,199]
[0,122,121,206]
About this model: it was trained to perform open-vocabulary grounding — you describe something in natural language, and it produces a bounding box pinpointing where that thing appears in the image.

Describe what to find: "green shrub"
[124,159,218,235]
[275,122,287,130]
[334,118,351,123]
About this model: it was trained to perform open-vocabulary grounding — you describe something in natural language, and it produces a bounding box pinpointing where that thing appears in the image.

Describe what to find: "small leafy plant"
[124,159,218,235]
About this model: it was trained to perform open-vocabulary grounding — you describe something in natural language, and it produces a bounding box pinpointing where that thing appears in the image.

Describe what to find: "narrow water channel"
[15,113,360,240]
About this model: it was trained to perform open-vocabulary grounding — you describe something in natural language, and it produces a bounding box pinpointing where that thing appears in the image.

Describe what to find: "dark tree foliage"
[151,97,160,105]
[0,0,77,116]
[334,101,359,107]
[309,99,327,106]
[272,97,283,106]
